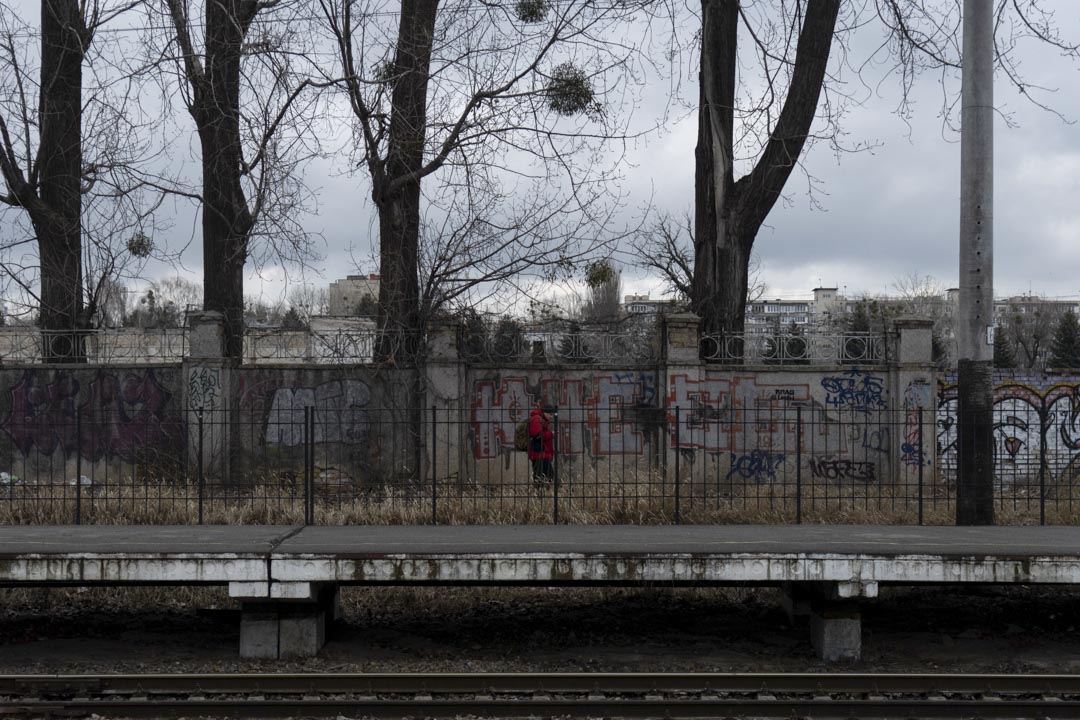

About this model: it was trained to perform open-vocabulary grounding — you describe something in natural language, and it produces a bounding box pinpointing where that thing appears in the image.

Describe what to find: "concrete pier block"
[278,606,326,659]
[810,603,861,662]
[239,597,330,659]
[240,607,280,660]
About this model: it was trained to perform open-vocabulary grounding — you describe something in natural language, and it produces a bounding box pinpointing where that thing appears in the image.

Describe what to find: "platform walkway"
[3,525,1080,661]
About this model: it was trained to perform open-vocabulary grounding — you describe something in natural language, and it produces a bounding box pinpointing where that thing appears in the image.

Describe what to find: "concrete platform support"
[810,600,861,662]
[237,584,338,659]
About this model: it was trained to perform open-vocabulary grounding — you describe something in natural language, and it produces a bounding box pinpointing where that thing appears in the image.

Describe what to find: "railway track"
[4,671,1080,718]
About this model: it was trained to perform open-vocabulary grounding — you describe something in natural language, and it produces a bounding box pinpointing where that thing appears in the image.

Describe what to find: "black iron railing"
[0,402,1072,525]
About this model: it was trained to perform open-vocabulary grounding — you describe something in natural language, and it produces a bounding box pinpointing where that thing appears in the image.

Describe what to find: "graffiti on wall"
[470,370,910,485]
[668,371,899,483]
[1,369,181,459]
[470,372,659,459]
[937,374,1080,484]
[821,368,887,413]
[188,366,221,411]
[668,374,812,454]
[265,379,371,446]
[901,379,932,467]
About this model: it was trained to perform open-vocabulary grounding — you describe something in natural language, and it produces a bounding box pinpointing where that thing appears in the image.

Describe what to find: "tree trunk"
[693,0,840,341]
[195,0,257,361]
[376,190,422,362]
[373,0,438,364]
[36,0,87,361]
[692,0,738,338]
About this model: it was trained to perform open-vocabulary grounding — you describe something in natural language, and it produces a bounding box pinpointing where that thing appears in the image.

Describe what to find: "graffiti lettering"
[470,373,657,459]
[726,449,785,484]
[188,366,221,410]
[266,379,370,446]
[821,368,887,413]
[937,375,1080,485]
[809,458,876,483]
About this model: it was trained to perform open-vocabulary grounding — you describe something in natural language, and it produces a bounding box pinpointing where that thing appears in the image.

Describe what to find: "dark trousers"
[531,458,553,487]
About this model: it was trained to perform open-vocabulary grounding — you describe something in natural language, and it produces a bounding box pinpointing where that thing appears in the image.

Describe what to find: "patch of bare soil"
[1,585,1079,673]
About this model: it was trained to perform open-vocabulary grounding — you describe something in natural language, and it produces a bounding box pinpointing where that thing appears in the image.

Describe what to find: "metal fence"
[1,401,1076,526]
[701,332,886,365]
[0,328,189,364]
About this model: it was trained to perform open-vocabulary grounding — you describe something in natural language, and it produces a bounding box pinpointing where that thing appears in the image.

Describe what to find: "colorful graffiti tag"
[937,373,1080,484]
[470,372,659,459]
[1,369,182,460]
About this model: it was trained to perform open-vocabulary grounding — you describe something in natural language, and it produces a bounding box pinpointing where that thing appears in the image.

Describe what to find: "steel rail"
[4,671,1080,695]
[6,695,1080,719]
[5,672,1080,718]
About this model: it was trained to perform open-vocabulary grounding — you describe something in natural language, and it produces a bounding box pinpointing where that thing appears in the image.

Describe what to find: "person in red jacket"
[527,405,555,486]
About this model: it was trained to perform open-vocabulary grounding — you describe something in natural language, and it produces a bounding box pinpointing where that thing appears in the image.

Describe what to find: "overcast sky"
[4,1,1080,310]
[270,1,1080,305]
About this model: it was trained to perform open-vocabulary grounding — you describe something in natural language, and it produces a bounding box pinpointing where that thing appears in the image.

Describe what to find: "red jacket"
[527,408,554,460]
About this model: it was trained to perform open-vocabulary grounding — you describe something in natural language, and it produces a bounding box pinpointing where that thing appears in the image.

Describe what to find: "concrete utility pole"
[956,0,995,525]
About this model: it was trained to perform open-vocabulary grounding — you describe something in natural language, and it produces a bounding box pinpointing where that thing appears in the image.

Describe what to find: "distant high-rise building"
[328,275,380,316]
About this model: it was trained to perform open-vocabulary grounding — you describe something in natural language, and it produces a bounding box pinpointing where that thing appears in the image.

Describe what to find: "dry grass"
[0,469,1071,526]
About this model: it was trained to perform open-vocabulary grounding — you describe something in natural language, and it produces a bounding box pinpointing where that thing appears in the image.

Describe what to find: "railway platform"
[3,524,1080,661]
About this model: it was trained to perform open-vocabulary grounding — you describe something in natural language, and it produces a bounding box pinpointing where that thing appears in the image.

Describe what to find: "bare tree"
[631,208,764,305]
[580,260,622,323]
[0,0,187,358]
[288,284,329,320]
[890,272,952,363]
[316,0,662,361]
[692,1,1080,336]
[0,0,149,360]
[126,275,202,327]
[154,0,320,359]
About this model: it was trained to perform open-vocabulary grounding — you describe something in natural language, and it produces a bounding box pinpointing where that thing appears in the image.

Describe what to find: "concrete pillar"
[803,581,874,662]
[662,313,702,487]
[956,0,995,525]
[891,317,934,366]
[888,318,937,490]
[663,312,701,365]
[810,601,861,662]
[425,319,464,484]
[236,583,338,660]
[184,311,231,483]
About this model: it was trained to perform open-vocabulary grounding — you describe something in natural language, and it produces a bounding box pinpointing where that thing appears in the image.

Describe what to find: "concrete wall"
[0,316,944,495]
[0,365,185,483]
[937,370,1080,487]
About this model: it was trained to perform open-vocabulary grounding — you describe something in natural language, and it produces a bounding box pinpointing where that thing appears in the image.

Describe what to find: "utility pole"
[956,0,995,525]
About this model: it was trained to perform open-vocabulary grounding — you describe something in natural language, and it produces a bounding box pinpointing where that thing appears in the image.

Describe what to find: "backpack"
[513,421,530,451]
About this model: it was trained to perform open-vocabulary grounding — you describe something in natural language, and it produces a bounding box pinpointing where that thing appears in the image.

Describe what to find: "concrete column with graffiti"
[890,318,937,491]
[426,320,464,483]
[185,312,230,481]
[663,313,704,486]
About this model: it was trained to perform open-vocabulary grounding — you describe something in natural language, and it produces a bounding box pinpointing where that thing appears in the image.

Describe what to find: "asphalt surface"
[3,524,1080,558]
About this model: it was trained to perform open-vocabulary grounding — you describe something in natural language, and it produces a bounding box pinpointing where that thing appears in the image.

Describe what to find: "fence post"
[796,405,802,525]
[553,410,560,525]
[674,406,681,525]
[75,409,82,525]
[311,407,317,525]
[918,406,925,526]
[431,404,437,525]
[310,407,318,526]
[197,408,204,526]
[303,406,311,526]
[1040,409,1048,526]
